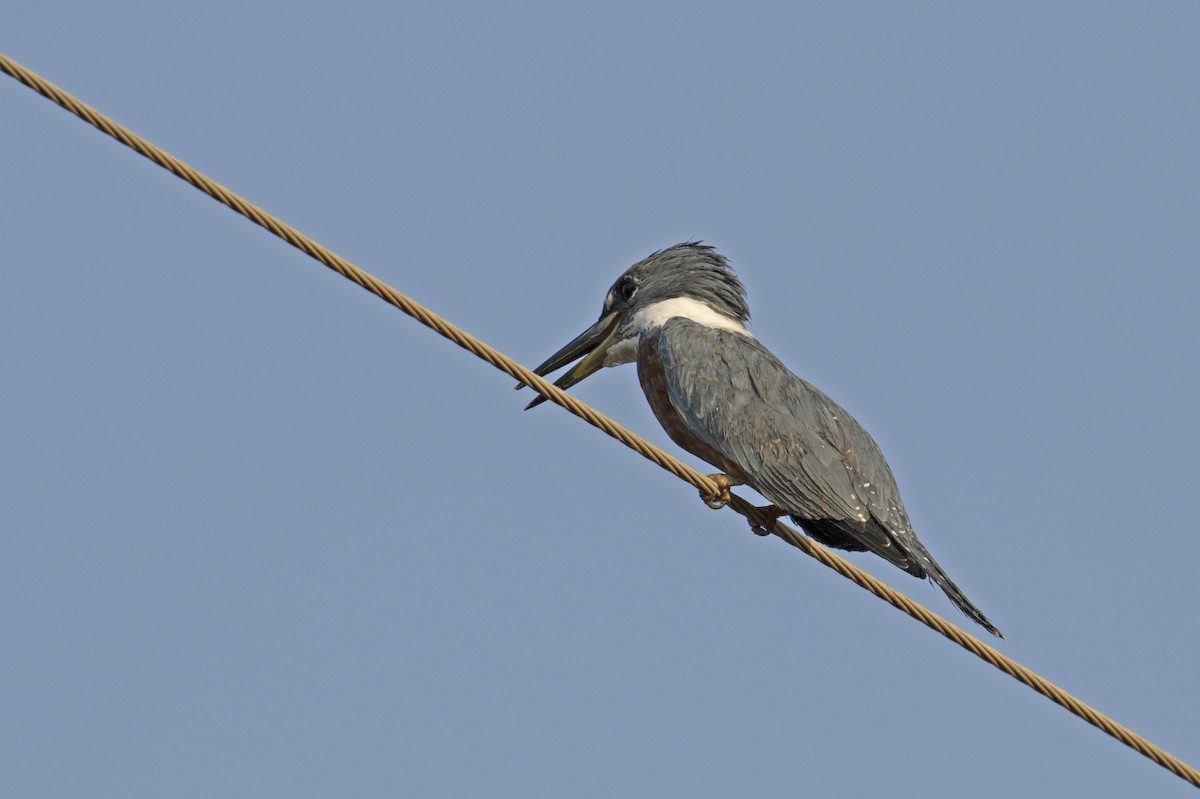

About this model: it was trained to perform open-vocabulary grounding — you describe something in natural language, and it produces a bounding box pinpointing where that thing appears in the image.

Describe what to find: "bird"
[518,242,1002,638]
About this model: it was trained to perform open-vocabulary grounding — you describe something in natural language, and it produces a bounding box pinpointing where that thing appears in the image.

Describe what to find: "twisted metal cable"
[3,51,1197,790]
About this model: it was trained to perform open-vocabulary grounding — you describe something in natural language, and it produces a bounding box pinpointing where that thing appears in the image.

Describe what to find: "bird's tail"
[911,542,1004,639]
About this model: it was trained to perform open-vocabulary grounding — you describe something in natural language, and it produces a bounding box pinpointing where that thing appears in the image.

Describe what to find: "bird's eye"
[619,278,637,301]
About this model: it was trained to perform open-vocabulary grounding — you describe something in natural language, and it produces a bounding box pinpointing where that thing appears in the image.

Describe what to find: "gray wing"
[651,318,1003,638]
[652,318,922,574]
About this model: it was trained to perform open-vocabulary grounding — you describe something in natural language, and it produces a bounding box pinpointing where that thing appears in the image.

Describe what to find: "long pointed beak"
[517,311,622,409]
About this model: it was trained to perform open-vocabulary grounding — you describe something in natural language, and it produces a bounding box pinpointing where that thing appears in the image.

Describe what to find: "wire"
[3,51,1197,790]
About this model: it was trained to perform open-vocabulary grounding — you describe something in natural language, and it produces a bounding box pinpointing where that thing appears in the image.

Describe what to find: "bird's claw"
[748,505,787,536]
[701,473,738,509]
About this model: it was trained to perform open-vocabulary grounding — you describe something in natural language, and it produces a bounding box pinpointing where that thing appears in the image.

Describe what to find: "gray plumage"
[524,242,1002,638]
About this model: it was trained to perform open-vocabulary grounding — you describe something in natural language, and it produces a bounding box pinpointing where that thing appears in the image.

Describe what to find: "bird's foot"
[700,473,743,509]
[748,505,788,537]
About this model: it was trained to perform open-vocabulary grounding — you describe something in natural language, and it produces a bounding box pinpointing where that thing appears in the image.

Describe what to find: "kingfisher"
[519,242,1001,638]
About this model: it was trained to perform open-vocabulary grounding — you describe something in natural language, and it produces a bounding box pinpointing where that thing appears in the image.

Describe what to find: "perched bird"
[519,242,1002,638]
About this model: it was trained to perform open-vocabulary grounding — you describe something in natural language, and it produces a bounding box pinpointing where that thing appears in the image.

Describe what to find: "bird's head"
[520,242,749,409]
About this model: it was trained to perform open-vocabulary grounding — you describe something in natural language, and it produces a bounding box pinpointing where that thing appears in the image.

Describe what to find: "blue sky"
[3,3,1199,797]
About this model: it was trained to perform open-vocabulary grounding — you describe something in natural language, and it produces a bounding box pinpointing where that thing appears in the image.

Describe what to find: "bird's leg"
[747,505,788,537]
[701,473,744,509]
